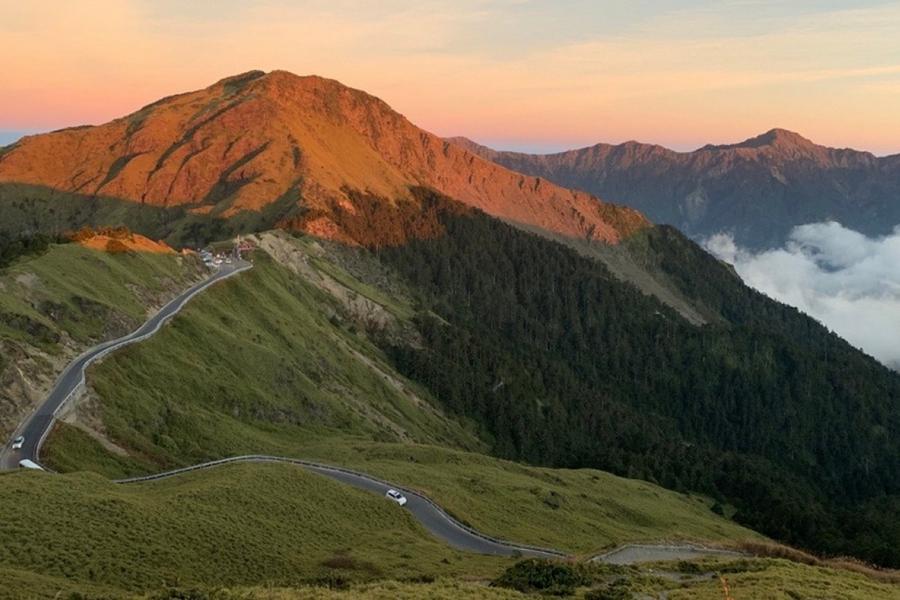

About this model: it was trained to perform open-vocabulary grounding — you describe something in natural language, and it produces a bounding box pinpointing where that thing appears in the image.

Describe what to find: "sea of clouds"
[705,222,900,371]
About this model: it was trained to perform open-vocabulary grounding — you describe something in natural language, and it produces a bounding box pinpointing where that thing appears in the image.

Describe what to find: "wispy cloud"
[706,222,900,370]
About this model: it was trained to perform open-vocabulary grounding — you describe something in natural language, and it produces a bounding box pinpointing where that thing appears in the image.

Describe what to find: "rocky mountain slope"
[0,70,646,246]
[0,71,709,323]
[449,130,900,248]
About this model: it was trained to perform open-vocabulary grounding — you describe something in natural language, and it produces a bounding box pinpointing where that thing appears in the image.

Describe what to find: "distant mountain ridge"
[448,130,900,248]
[0,70,646,246]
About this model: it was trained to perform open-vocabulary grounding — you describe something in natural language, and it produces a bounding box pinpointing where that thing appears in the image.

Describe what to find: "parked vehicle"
[18,459,43,470]
[385,488,408,506]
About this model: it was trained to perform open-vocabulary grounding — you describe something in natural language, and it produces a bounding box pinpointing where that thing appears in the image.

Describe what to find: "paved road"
[0,261,251,470]
[114,455,566,558]
[593,543,744,565]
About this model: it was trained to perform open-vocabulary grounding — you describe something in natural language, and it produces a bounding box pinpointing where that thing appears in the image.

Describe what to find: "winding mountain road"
[0,261,252,470]
[114,455,565,558]
[113,456,743,563]
[0,257,742,564]
[0,257,563,558]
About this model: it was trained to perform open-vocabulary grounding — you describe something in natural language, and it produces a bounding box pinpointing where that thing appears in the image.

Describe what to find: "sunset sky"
[3,0,900,154]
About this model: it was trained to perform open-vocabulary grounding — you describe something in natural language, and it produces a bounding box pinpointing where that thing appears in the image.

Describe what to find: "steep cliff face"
[449,130,900,248]
[0,70,647,245]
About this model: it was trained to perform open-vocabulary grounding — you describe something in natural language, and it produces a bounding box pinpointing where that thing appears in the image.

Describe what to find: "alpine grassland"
[0,240,205,436]
[42,248,481,477]
[0,241,203,345]
[0,463,508,597]
[40,235,757,554]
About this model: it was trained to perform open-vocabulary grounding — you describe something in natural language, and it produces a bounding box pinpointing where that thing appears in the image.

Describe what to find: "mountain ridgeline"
[449,131,900,248]
[0,70,646,248]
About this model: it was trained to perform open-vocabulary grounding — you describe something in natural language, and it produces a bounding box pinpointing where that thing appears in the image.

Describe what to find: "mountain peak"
[746,128,814,147]
[208,70,378,109]
[0,71,648,246]
[213,70,266,87]
[713,128,816,152]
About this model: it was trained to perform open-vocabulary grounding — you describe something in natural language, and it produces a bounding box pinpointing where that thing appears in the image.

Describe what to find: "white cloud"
[705,222,900,370]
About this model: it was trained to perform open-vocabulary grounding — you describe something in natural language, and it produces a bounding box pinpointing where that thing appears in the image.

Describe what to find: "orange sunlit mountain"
[0,70,647,245]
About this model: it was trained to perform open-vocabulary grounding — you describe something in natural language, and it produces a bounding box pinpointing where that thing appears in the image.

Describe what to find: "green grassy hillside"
[0,463,506,597]
[2,466,894,599]
[659,558,900,600]
[0,241,204,437]
[41,248,480,476]
[44,426,760,553]
[296,441,759,555]
[38,234,757,555]
[0,243,201,344]
[208,565,900,600]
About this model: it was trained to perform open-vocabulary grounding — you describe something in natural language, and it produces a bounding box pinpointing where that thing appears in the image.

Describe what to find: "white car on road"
[385,488,408,506]
[11,436,24,450]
